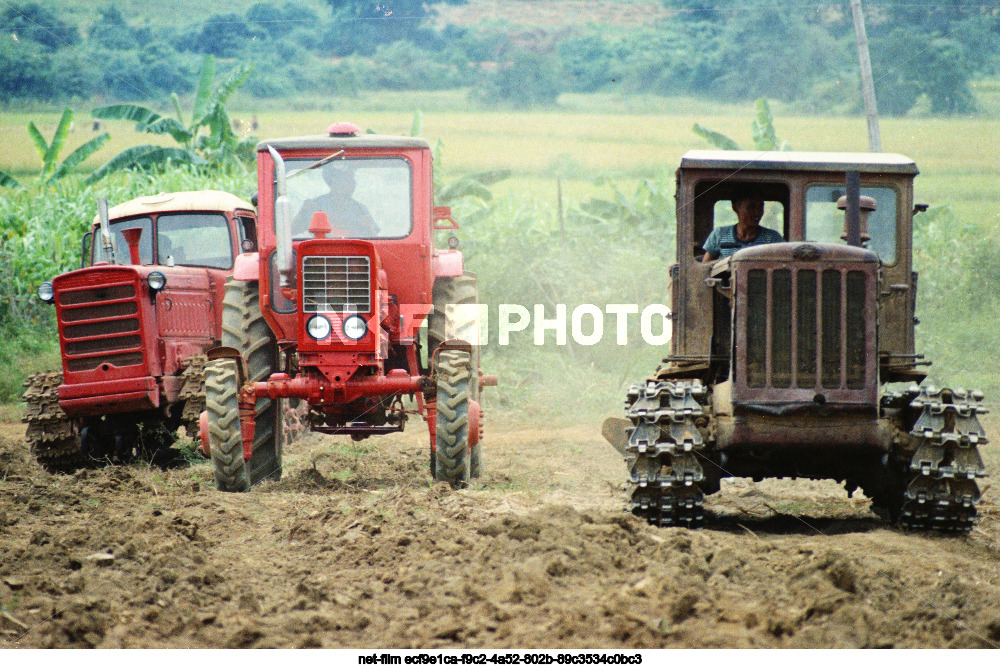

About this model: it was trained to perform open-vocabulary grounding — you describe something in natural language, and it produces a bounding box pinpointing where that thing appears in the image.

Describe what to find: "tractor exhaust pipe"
[97,197,116,264]
[267,145,293,287]
[844,170,862,247]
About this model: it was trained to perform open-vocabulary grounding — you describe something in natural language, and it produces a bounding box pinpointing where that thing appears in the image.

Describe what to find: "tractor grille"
[58,282,144,372]
[745,267,867,390]
[302,256,371,313]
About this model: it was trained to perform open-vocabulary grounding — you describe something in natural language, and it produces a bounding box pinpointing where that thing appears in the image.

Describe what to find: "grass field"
[4,91,1000,223]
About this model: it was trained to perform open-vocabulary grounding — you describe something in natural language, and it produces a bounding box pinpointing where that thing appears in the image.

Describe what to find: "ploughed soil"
[1,407,999,650]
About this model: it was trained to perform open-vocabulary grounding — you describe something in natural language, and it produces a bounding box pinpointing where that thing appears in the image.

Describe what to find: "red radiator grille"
[58,279,145,373]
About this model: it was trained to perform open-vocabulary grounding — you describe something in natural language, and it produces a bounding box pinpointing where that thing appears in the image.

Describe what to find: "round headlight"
[37,282,55,303]
[306,315,332,341]
[147,271,167,291]
[342,314,368,341]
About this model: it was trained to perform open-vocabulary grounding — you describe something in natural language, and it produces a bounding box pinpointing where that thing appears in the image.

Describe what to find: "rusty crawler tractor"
[24,191,260,471]
[604,151,989,532]
[202,122,496,492]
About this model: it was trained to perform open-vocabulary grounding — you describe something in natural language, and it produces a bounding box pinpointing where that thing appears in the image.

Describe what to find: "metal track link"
[899,385,988,532]
[623,379,708,528]
[178,354,208,438]
[22,371,85,471]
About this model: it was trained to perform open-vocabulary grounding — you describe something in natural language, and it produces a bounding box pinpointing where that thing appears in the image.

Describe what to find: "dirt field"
[1,407,999,650]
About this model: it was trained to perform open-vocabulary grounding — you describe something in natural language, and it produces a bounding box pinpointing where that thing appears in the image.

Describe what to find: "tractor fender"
[232,252,260,281]
[432,249,464,278]
[207,346,250,389]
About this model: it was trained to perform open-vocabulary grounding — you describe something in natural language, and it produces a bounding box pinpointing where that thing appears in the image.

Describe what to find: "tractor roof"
[680,150,918,175]
[97,190,254,223]
[257,133,430,152]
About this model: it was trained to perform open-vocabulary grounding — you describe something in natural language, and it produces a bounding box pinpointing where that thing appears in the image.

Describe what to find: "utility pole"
[850,0,882,152]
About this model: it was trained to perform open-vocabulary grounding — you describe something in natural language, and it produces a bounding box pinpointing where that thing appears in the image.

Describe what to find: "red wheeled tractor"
[201,122,496,491]
[24,191,259,470]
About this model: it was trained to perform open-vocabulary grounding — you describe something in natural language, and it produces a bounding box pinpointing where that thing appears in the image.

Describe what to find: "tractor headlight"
[37,282,54,303]
[146,271,167,291]
[342,314,368,341]
[306,315,332,341]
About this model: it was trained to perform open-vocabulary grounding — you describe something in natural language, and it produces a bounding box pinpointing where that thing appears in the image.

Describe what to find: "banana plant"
[693,98,791,151]
[406,110,511,225]
[0,108,109,190]
[86,55,256,184]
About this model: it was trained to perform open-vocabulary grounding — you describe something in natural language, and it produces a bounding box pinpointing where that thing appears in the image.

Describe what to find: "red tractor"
[24,191,259,470]
[201,122,495,491]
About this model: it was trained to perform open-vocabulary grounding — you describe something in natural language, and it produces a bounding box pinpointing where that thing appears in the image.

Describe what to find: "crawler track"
[22,371,85,472]
[896,386,989,532]
[623,379,710,528]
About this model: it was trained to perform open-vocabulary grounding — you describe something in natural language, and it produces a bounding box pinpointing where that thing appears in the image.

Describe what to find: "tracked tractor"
[604,151,989,532]
[24,191,259,470]
[202,122,495,492]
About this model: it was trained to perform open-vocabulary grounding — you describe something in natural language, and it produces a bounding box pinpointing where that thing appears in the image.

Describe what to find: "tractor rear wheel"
[208,279,283,492]
[434,349,472,488]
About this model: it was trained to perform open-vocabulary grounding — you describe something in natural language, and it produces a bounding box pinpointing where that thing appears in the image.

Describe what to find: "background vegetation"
[2,1,999,115]
[2,1,1000,422]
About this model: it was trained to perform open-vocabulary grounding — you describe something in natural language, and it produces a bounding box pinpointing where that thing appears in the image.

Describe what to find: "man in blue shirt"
[702,192,784,261]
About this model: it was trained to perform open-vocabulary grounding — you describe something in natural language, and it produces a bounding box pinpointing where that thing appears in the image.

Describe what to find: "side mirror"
[433,206,459,230]
[81,231,93,268]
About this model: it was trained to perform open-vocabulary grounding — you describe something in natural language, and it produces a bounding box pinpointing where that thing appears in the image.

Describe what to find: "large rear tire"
[434,349,472,488]
[209,279,283,492]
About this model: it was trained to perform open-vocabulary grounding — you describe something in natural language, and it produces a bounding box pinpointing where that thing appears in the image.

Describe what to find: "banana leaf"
[41,108,74,179]
[49,132,110,183]
[85,145,205,184]
[92,104,164,132]
[191,55,215,128]
[26,122,49,161]
[0,171,23,190]
[693,123,742,151]
[438,177,493,204]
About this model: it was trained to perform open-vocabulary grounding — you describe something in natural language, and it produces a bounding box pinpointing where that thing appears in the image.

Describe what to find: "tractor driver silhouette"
[293,162,378,238]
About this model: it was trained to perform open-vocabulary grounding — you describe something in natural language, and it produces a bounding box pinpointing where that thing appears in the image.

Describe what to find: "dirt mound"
[1,415,999,649]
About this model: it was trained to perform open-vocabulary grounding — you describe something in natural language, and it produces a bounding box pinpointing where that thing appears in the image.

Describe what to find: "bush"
[470,51,563,108]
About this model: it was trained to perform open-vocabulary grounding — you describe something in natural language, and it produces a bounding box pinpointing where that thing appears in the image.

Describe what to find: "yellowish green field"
[3,94,999,227]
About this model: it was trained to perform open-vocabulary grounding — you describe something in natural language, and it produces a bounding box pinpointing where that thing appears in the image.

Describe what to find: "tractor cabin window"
[804,185,897,264]
[157,212,235,269]
[692,181,789,259]
[285,157,413,240]
[92,217,154,265]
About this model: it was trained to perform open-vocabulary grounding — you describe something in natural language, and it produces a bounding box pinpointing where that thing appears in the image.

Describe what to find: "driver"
[702,189,784,261]
[293,163,378,238]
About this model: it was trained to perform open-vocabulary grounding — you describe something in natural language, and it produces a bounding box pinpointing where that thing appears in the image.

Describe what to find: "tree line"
[1,1,998,114]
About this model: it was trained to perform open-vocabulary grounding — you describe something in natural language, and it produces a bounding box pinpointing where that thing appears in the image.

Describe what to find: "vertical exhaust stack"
[267,145,293,287]
[837,170,875,246]
[843,170,862,247]
[97,197,116,264]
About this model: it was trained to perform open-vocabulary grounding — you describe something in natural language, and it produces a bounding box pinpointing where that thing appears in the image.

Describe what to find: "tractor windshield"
[93,217,154,265]
[92,213,234,268]
[156,212,234,269]
[285,157,412,240]
[805,185,897,264]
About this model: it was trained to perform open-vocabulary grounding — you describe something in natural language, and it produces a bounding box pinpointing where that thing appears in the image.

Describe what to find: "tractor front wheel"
[207,279,283,492]
[434,349,473,488]
[206,359,250,492]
